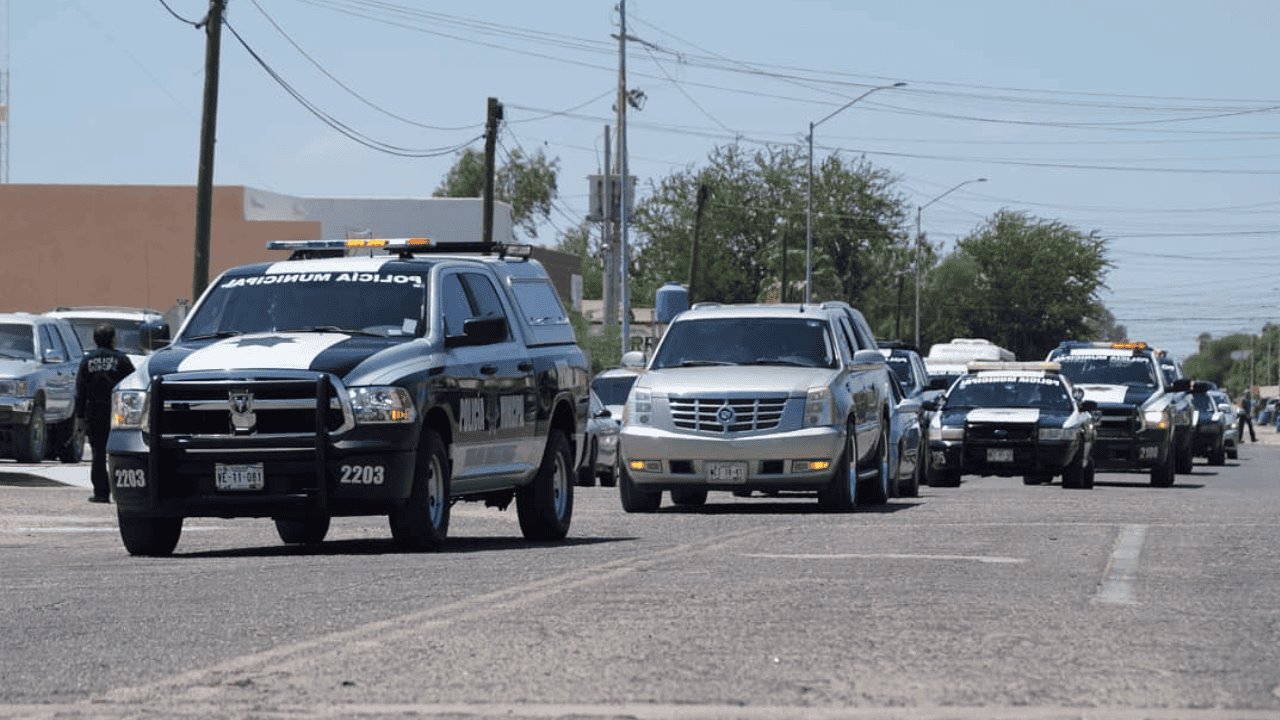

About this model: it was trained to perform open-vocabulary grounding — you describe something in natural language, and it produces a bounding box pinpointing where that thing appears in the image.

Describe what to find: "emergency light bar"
[266,238,533,260]
[967,361,1061,374]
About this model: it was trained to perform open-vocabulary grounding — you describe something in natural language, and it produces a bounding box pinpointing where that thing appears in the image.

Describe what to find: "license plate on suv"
[986,448,1014,463]
[215,463,265,491]
[707,461,748,483]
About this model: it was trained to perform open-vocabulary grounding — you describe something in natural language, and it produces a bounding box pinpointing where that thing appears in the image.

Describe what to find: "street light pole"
[913,177,987,349]
[804,82,905,304]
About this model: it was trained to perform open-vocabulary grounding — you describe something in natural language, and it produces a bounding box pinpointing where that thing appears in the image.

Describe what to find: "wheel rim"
[30,411,45,454]
[552,451,569,519]
[879,426,890,498]
[427,454,445,529]
[845,432,857,502]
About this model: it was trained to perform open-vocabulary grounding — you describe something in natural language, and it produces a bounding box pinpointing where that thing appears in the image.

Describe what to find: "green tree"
[921,210,1111,359]
[554,222,603,301]
[628,143,911,316]
[434,147,560,239]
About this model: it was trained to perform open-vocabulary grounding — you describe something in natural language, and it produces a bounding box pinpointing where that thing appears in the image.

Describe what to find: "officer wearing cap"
[75,324,135,503]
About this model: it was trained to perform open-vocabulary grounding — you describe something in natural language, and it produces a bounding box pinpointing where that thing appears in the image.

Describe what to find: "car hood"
[0,358,41,379]
[640,365,837,396]
[941,407,1074,427]
[1075,384,1157,407]
[144,333,407,380]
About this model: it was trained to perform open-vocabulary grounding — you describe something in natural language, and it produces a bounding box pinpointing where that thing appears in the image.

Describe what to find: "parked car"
[0,313,86,463]
[45,306,169,368]
[617,301,895,513]
[577,390,620,487]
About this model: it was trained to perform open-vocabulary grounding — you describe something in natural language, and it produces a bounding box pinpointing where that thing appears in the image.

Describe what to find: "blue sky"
[9,0,1280,361]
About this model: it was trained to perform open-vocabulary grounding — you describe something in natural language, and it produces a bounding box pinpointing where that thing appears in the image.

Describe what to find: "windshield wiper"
[747,358,815,367]
[280,326,385,337]
[676,360,735,367]
[183,330,242,342]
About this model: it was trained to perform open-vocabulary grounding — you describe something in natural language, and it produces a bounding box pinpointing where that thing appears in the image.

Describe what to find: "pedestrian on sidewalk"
[75,324,135,503]
[1238,392,1257,443]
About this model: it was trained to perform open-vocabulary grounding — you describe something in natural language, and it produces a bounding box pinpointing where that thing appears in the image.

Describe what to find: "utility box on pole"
[587,174,636,222]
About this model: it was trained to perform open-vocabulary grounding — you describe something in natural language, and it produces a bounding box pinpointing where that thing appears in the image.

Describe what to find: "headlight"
[347,386,416,424]
[627,389,652,425]
[112,390,150,430]
[1143,409,1169,429]
[0,379,31,396]
[803,387,834,428]
[1039,427,1070,441]
[929,425,964,441]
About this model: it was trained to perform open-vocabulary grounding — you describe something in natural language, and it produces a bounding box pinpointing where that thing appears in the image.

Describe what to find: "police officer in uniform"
[76,324,135,503]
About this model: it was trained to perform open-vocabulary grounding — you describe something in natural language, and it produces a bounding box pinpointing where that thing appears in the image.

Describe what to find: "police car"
[108,238,588,556]
[924,362,1097,489]
[1045,341,1188,487]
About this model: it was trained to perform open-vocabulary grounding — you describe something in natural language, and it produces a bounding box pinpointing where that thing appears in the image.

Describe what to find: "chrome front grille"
[157,376,349,438]
[669,396,787,433]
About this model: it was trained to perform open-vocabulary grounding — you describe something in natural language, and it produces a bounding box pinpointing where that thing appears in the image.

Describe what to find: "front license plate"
[986,448,1014,463]
[707,461,748,484]
[215,463,265,491]
[1139,445,1158,461]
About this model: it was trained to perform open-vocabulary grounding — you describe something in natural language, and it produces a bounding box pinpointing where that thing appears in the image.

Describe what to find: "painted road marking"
[743,552,1026,565]
[1096,524,1147,605]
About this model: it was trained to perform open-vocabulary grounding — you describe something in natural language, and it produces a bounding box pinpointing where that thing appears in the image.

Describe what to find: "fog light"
[629,460,646,472]
[792,459,830,472]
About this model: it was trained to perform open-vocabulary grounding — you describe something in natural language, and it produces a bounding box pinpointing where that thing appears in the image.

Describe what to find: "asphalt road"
[2,445,1279,719]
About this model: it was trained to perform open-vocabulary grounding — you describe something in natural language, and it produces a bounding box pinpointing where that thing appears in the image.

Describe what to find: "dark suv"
[0,313,86,463]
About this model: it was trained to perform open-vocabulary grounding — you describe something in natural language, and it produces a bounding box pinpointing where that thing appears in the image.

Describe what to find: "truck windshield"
[946,376,1073,411]
[0,324,36,359]
[651,317,836,370]
[66,319,147,355]
[1055,354,1158,387]
[181,271,429,340]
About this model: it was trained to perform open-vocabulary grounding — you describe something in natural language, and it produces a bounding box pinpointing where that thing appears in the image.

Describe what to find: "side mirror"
[1191,380,1212,394]
[851,349,886,368]
[621,350,647,371]
[1217,403,1231,413]
[1072,387,1085,402]
[921,399,939,413]
[445,317,508,348]
[140,320,171,352]
[897,398,921,415]
[1170,378,1191,393]
[593,407,612,419]
[1079,400,1098,413]
[43,348,67,364]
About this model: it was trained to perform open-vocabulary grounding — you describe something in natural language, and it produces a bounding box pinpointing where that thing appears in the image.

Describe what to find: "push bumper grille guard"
[145,371,347,512]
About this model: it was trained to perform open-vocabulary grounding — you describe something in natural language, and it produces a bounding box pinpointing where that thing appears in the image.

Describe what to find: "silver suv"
[618,302,895,512]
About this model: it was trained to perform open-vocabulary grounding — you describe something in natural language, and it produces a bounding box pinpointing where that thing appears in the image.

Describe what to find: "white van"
[924,338,1016,390]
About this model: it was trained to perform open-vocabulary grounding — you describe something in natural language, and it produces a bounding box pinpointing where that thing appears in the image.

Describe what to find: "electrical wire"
[223,18,484,157]
[157,0,203,27]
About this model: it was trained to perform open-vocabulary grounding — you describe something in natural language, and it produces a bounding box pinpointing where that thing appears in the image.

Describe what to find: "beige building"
[0,184,580,319]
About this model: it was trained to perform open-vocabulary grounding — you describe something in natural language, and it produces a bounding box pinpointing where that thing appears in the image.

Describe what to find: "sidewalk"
[0,461,91,489]
[1244,424,1280,447]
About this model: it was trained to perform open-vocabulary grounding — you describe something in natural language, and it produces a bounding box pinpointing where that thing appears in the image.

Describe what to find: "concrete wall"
[0,185,317,315]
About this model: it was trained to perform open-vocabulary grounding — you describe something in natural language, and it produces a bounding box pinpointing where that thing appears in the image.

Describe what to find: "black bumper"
[929,439,1077,477]
[1091,427,1169,470]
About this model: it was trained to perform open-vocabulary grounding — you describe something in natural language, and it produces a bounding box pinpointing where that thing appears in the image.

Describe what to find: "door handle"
[480,365,498,375]
[517,361,534,372]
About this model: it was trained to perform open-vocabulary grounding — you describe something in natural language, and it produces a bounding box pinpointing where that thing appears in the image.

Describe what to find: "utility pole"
[601,125,615,327]
[617,0,631,357]
[481,96,502,245]
[192,0,226,301]
[688,183,709,302]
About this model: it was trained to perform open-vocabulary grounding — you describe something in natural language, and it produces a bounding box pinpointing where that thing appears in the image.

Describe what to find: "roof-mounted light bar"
[266,238,532,260]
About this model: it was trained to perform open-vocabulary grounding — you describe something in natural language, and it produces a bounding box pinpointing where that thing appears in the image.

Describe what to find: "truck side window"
[40,325,66,360]
[461,273,507,321]
[441,274,474,337]
[836,317,858,360]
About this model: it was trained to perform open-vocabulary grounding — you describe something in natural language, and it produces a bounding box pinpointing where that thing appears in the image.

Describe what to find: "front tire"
[1061,446,1087,489]
[389,429,451,551]
[670,487,708,507]
[275,515,330,545]
[118,513,182,556]
[818,423,858,513]
[1174,433,1194,474]
[516,429,574,541]
[897,441,921,498]
[1150,443,1176,487]
[576,438,598,487]
[13,402,48,463]
[862,421,891,506]
[1208,436,1226,466]
[619,463,661,513]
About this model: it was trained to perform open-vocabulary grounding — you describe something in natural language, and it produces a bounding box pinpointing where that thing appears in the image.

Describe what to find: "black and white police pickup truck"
[1046,341,1189,487]
[108,238,589,556]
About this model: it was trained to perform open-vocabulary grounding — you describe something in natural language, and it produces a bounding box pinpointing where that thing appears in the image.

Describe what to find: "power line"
[223,17,483,157]
[157,0,203,27]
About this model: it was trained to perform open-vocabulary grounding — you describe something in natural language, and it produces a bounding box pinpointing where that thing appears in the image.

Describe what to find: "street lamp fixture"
[804,81,906,304]
[914,177,987,348]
